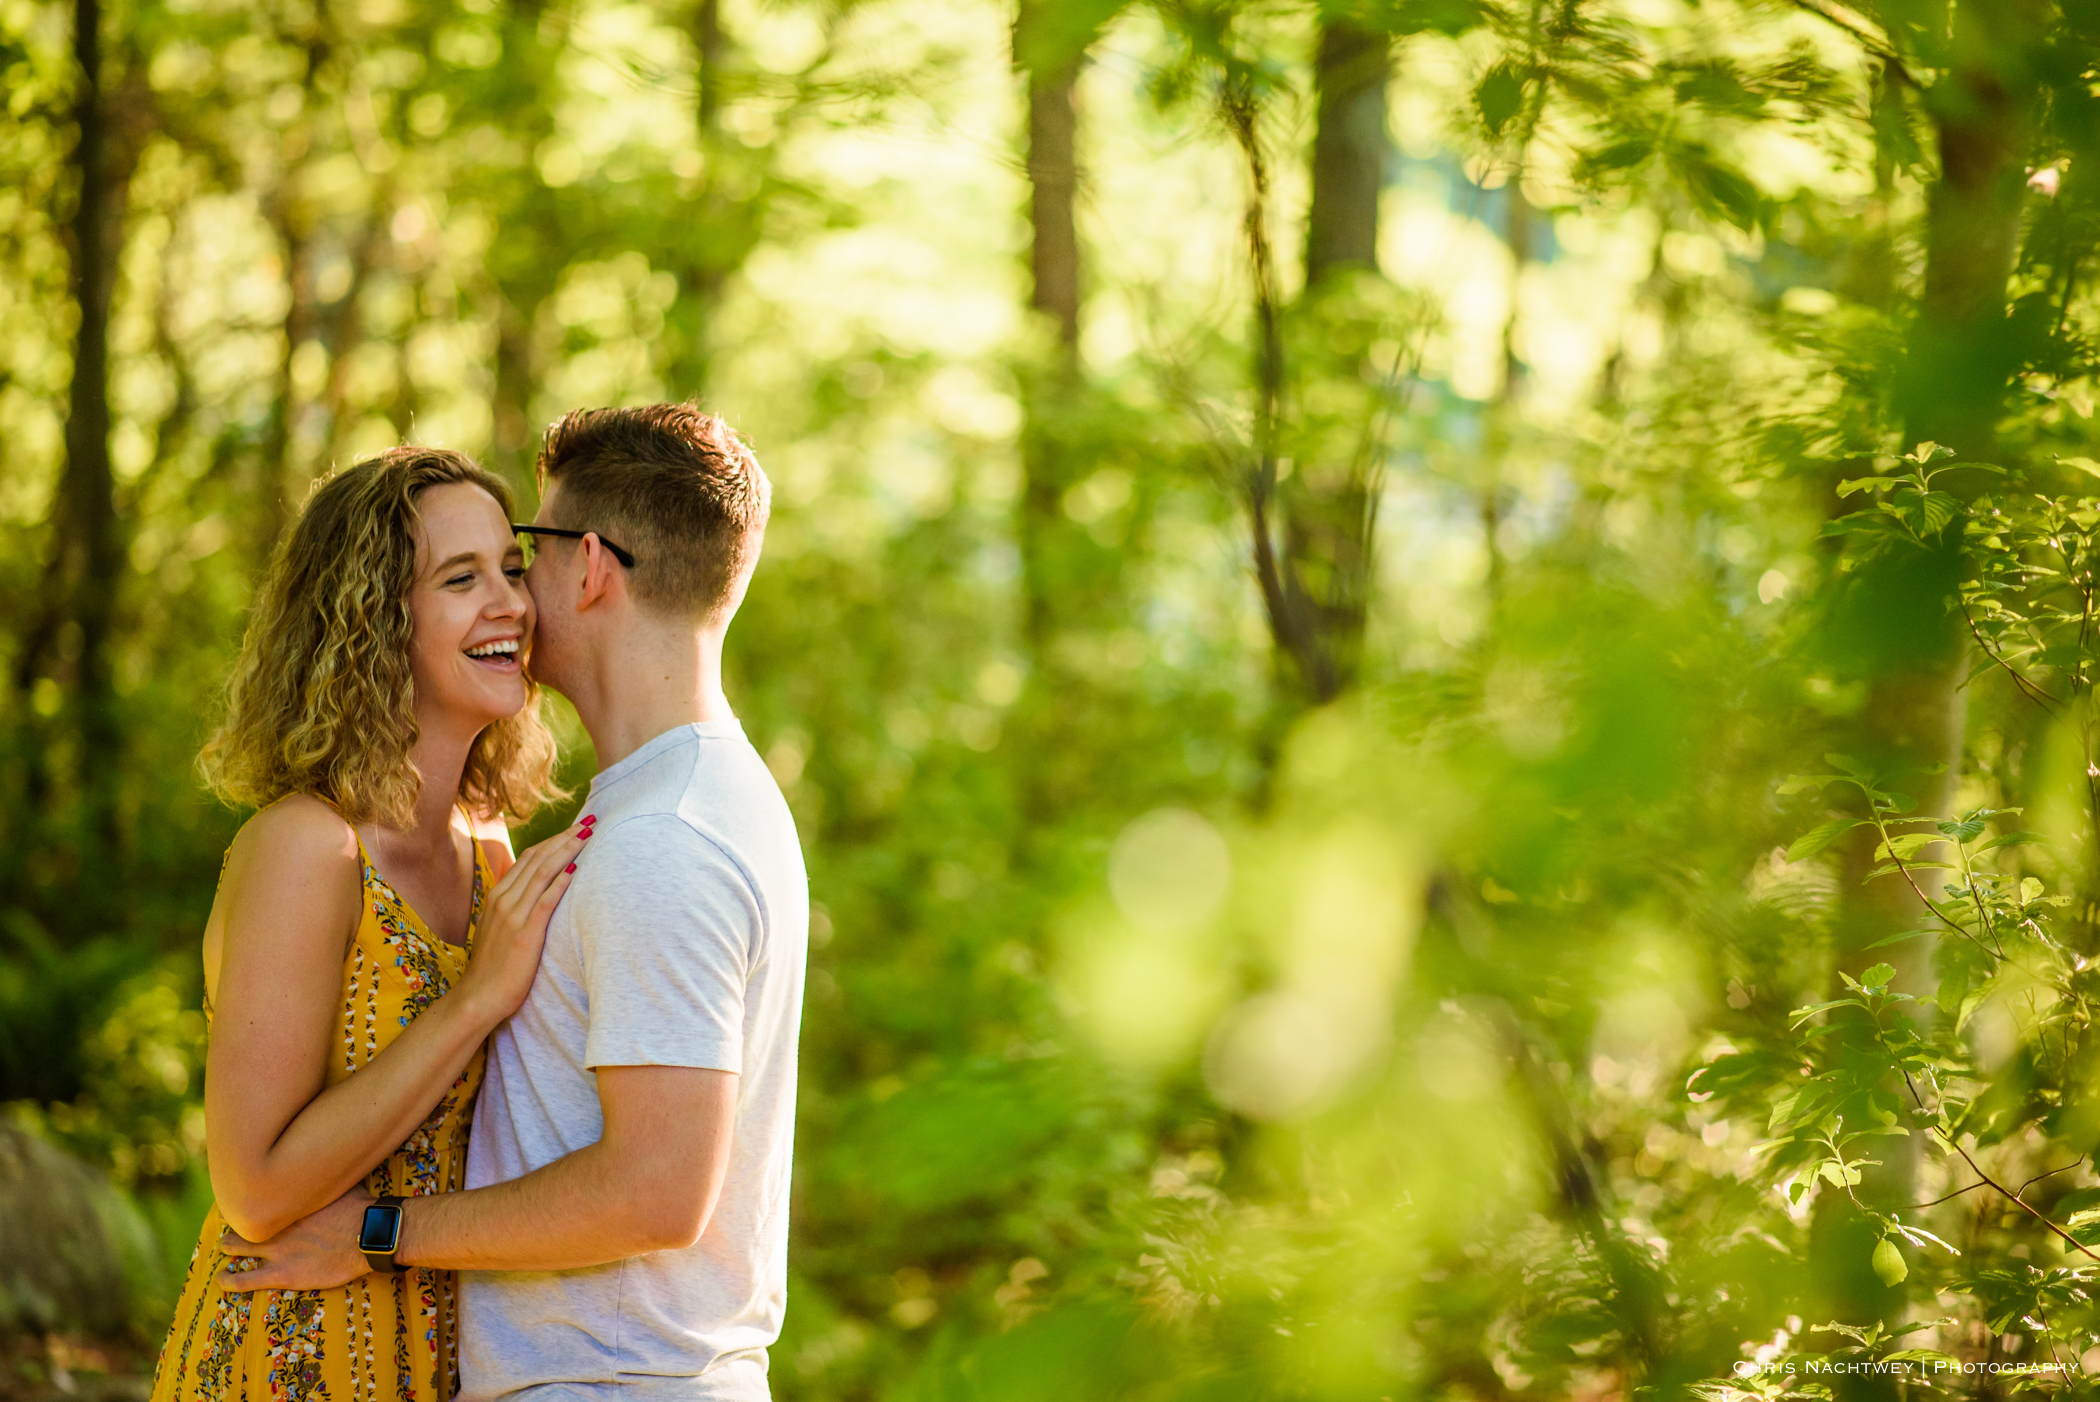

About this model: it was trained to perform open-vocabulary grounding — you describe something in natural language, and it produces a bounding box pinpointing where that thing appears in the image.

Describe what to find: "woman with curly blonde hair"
[152,446,591,1402]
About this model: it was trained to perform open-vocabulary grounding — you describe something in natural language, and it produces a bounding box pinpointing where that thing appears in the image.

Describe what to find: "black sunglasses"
[512,524,637,569]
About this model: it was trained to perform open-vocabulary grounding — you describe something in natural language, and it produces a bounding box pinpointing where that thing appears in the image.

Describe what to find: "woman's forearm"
[211,984,502,1241]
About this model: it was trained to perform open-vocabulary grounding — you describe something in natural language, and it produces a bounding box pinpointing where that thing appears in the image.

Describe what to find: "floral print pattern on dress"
[149,823,486,1402]
[262,1289,329,1402]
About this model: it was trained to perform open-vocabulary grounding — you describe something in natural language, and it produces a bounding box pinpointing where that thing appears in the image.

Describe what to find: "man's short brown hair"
[536,403,771,621]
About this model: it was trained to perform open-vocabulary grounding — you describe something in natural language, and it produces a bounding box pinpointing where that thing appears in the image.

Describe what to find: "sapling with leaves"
[1690,453,2100,1384]
[1695,760,2100,1382]
[1835,444,2100,897]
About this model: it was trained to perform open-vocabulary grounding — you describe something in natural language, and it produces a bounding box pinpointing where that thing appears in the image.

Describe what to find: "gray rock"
[0,1125,155,1340]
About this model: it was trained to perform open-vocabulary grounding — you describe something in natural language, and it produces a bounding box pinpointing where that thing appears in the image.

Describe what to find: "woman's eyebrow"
[432,550,481,573]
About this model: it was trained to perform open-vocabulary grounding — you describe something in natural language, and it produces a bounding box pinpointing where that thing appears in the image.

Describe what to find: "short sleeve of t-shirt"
[572,813,765,1073]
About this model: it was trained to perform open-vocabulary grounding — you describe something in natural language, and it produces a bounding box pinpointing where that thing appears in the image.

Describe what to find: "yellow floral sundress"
[152,825,489,1402]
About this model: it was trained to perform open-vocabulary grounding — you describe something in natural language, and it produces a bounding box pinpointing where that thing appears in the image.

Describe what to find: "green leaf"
[1866,860,1954,880]
[1977,831,2044,853]
[1674,144,1761,230]
[1583,136,1653,174]
[1860,963,1896,990]
[1822,514,1891,538]
[2060,456,2100,479]
[1913,490,1959,535]
[1871,1237,1908,1286]
[1788,998,1865,1028]
[1873,832,1942,862]
[1475,62,1527,136]
[1837,476,1898,497]
[1787,818,1864,862]
[1884,1350,1961,1367]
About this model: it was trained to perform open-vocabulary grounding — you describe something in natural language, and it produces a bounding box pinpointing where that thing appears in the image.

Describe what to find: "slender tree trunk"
[1244,18,1389,708]
[1874,1,2038,892]
[1304,19,1386,286]
[481,4,561,485]
[1853,0,2042,926]
[1008,1,1101,830]
[491,293,539,486]
[1026,63,1080,356]
[1900,19,2036,462]
[1480,175,1537,620]
[679,0,736,396]
[1499,179,1535,402]
[1016,5,1082,664]
[1811,0,2044,1358]
[262,211,315,549]
[695,0,728,299]
[54,0,124,853]
[257,8,335,549]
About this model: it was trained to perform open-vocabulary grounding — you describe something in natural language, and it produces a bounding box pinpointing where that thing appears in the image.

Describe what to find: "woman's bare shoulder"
[467,807,513,845]
[210,797,363,985]
[225,795,362,883]
[468,807,517,878]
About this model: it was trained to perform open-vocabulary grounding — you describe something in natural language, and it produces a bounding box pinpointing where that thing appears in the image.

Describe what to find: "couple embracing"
[151,404,807,1402]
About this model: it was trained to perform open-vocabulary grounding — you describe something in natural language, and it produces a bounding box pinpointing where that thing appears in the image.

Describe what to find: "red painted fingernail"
[579,828,592,839]
[581,814,596,825]
[566,862,577,873]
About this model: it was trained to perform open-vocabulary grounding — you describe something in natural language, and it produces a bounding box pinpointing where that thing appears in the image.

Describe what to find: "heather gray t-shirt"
[460,721,808,1402]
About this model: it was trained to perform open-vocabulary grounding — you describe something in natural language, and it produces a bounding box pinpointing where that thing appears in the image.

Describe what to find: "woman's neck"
[402,713,478,840]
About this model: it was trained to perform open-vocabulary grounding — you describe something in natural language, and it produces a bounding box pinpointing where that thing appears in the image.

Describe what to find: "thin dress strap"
[458,800,488,948]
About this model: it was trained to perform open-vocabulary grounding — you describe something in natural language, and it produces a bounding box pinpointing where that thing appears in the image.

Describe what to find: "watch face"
[359,1203,402,1254]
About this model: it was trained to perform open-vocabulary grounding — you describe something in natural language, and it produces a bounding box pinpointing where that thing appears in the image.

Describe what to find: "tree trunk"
[677,0,738,397]
[480,5,562,487]
[1811,0,2044,1358]
[1480,174,1539,616]
[1025,62,1081,357]
[9,0,145,924]
[1880,0,2039,873]
[491,292,540,487]
[262,208,315,550]
[1898,10,2038,463]
[1016,6,1082,665]
[47,0,125,856]
[1304,19,1386,286]
[1852,0,2042,930]
[1008,1,1104,830]
[1245,18,1389,708]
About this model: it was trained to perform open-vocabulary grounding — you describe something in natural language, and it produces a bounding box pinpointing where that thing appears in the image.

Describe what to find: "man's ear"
[574,534,625,613]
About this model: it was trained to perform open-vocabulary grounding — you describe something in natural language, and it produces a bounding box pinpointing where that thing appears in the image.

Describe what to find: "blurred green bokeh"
[10,0,2100,1397]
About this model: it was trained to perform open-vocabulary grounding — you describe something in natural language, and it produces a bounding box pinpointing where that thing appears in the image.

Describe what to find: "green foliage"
[16,0,2100,1394]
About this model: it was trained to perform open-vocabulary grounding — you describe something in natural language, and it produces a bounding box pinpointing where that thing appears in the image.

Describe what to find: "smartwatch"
[359,1196,407,1274]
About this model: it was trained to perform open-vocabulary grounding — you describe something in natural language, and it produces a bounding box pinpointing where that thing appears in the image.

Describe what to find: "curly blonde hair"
[200,447,562,827]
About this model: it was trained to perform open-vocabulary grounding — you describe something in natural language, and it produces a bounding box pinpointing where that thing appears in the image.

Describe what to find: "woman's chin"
[484,678,531,721]
[439,679,530,730]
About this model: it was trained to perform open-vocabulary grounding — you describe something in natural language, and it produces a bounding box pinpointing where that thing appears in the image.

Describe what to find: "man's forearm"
[395,1140,687,1272]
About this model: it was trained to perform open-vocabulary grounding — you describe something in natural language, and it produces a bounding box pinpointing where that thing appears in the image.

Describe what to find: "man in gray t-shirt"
[461,718,805,1400]
[221,406,806,1401]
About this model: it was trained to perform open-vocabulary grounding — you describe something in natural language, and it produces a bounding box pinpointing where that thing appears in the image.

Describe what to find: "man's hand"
[215,1188,375,1292]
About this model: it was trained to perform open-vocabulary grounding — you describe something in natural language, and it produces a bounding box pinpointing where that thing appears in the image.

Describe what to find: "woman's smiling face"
[407,481,534,734]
